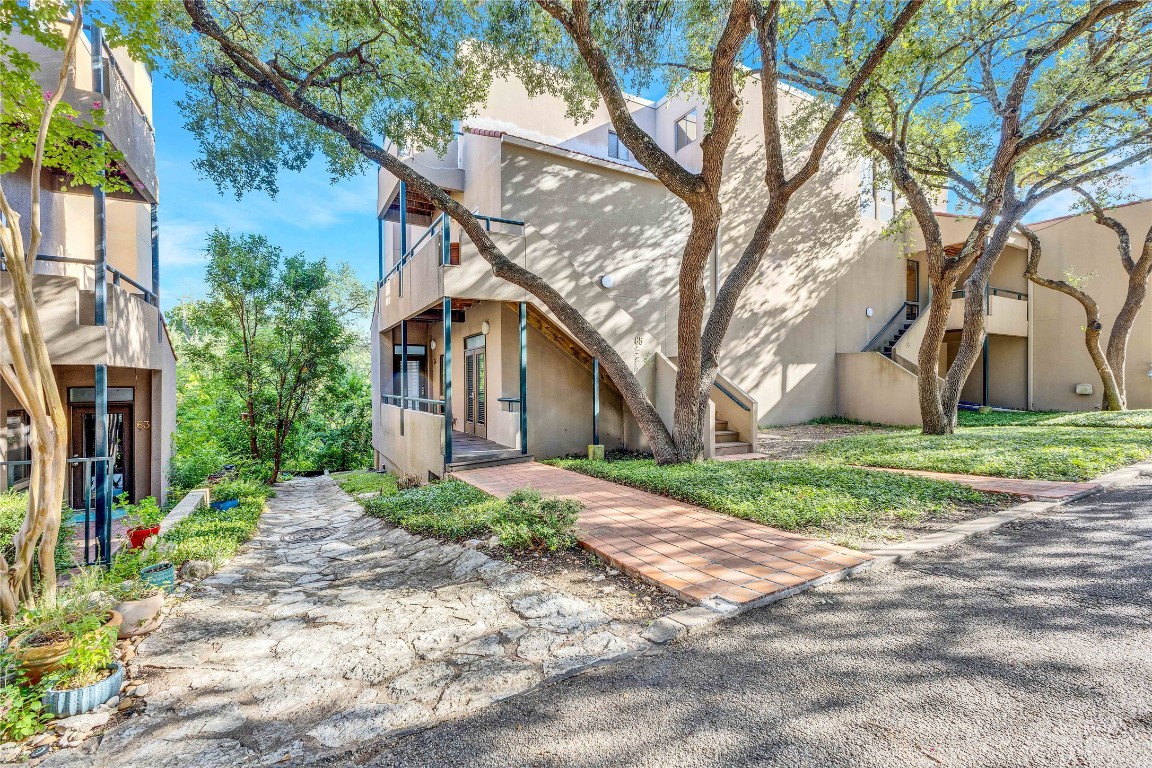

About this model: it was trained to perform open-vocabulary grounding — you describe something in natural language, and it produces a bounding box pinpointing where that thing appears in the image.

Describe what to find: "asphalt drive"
[324,475,1152,768]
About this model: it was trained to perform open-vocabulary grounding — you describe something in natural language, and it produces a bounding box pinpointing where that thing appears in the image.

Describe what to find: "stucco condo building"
[0,23,176,563]
[371,75,1152,480]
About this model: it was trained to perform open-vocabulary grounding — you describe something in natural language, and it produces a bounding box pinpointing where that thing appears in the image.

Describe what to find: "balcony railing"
[381,393,445,415]
[1,254,158,306]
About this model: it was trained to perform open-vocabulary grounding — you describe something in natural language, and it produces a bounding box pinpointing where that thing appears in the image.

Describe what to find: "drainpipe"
[150,203,160,333]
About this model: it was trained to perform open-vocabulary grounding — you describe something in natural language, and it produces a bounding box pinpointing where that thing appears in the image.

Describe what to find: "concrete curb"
[638,459,1152,646]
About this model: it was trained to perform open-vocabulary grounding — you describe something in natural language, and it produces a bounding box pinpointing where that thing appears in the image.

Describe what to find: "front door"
[69,404,132,512]
[464,334,486,437]
[906,259,920,318]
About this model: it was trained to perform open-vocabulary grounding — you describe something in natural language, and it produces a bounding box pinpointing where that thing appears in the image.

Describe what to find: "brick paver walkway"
[451,462,871,607]
[857,466,1101,501]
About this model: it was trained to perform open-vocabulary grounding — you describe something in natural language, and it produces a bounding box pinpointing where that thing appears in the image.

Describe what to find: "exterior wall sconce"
[599,274,615,289]
[481,320,491,335]
[430,339,436,350]
[865,307,874,318]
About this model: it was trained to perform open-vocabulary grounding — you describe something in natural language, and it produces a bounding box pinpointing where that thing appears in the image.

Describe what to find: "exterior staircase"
[713,418,753,457]
[879,317,916,359]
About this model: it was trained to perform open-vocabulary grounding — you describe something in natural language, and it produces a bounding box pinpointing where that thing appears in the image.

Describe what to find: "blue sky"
[154,76,378,310]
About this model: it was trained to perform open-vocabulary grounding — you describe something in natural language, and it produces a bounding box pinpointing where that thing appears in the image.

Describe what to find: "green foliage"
[956,409,1152,429]
[167,229,372,484]
[811,426,1152,482]
[0,491,74,576]
[363,481,581,551]
[0,676,49,742]
[0,1,133,192]
[122,496,164,530]
[331,470,398,497]
[159,496,264,568]
[210,478,272,503]
[548,457,992,532]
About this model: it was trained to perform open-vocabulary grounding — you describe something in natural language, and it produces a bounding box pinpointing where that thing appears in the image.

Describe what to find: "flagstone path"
[46,477,655,767]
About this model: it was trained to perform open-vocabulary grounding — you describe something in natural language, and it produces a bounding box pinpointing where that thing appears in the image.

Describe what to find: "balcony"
[0,258,169,370]
[377,139,464,217]
[11,25,157,202]
[377,214,527,330]
[948,287,1028,337]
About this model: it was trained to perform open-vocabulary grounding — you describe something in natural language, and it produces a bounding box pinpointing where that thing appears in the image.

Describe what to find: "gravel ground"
[321,474,1152,768]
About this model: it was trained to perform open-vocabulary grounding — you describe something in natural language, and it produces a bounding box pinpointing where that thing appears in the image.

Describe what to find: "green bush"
[331,469,398,497]
[0,491,75,576]
[363,481,581,551]
[211,478,272,503]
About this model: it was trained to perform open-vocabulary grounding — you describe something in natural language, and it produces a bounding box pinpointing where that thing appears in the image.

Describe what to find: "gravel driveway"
[329,475,1152,768]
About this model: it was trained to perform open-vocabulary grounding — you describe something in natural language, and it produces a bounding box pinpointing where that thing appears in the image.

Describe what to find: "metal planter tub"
[43,662,124,718]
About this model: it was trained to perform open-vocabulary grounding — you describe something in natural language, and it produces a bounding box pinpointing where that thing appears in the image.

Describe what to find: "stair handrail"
[863,301,919,352]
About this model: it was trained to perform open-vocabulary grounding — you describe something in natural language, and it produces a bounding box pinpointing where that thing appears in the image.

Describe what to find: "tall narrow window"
[608,132,631,162]
[675,109,698,151]
[5,410,30,489]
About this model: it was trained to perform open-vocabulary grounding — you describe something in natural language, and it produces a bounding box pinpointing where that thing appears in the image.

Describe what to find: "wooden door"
[464,337,487,438]
[69,404,132,511]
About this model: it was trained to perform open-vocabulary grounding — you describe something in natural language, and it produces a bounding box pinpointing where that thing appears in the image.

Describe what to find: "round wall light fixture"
[599,274,616,289]
[865,307,874,318]
[481,320,491,335]
[430,339,437,350]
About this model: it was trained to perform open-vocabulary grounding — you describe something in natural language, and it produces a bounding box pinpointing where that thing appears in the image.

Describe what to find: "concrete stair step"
[715,419,729,431]
[715,430,741,442]
[447,454,534,472]
[714,442,753,456]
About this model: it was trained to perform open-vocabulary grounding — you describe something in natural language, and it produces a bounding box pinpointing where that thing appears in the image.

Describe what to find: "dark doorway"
[464,334,487,437]
[69,403,132,511]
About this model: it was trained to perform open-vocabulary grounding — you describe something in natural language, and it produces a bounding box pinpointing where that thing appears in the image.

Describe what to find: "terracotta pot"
[113,590,164,638]
[127,524,161,549]
[8,610,123,685]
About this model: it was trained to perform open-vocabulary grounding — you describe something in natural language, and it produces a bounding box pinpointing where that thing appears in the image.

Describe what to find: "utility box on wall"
[1074,383,1094,396]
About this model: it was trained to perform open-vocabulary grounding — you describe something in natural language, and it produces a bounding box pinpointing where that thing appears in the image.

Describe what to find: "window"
[675,109,698,151]
[5,410,30,489]
[608,132,631,162]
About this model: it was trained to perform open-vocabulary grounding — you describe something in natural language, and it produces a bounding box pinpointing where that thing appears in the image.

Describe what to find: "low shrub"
[363,481,581,551]
[0,491,75,576]
[331,470,398,497]
[210,478,273,503]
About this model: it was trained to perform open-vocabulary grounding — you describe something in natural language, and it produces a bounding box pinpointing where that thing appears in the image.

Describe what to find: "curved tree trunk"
[1104,249,1152,409]
[916,281,957,434]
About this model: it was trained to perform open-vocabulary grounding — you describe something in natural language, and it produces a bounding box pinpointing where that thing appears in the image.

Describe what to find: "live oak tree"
[1020,188,1152,411]
[156,0,920,464]
[177,230,371,485]
[0,1,139,618]
[785,0,1152,433]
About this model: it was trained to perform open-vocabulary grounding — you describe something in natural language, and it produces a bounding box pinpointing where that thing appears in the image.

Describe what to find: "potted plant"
[40,612,123,717]
[123,496,165,550]
[136,538,176,594]
[108,580,164,639]
[6,610,122,686]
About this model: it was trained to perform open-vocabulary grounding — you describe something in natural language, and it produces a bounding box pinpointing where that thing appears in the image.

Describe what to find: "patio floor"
[451,462,872,607]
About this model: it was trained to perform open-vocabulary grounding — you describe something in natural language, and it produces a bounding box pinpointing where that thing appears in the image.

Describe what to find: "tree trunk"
[1104,269,1149,409]
[916,280,957,434]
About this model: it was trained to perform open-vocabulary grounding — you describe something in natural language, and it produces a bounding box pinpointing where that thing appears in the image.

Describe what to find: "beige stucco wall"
[1030,201,1152,411]
[836,353,922,426]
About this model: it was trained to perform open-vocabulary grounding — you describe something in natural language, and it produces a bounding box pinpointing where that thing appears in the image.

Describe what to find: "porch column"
[519,301,528,454]
[982,336,990,406]
[442,297,453,465]
[93,364,112,566]
[592,358,601,447]
[398,182,407,296]
[150,204,160,333]
[92,24,107,328]
[377,217,383,283]
[400,319,408,436]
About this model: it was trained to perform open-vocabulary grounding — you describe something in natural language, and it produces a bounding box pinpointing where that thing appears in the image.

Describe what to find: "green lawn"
[811,423,1152,482]
[957,409,1152,429]
[547,457,996,534]
[331,469,399,497]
